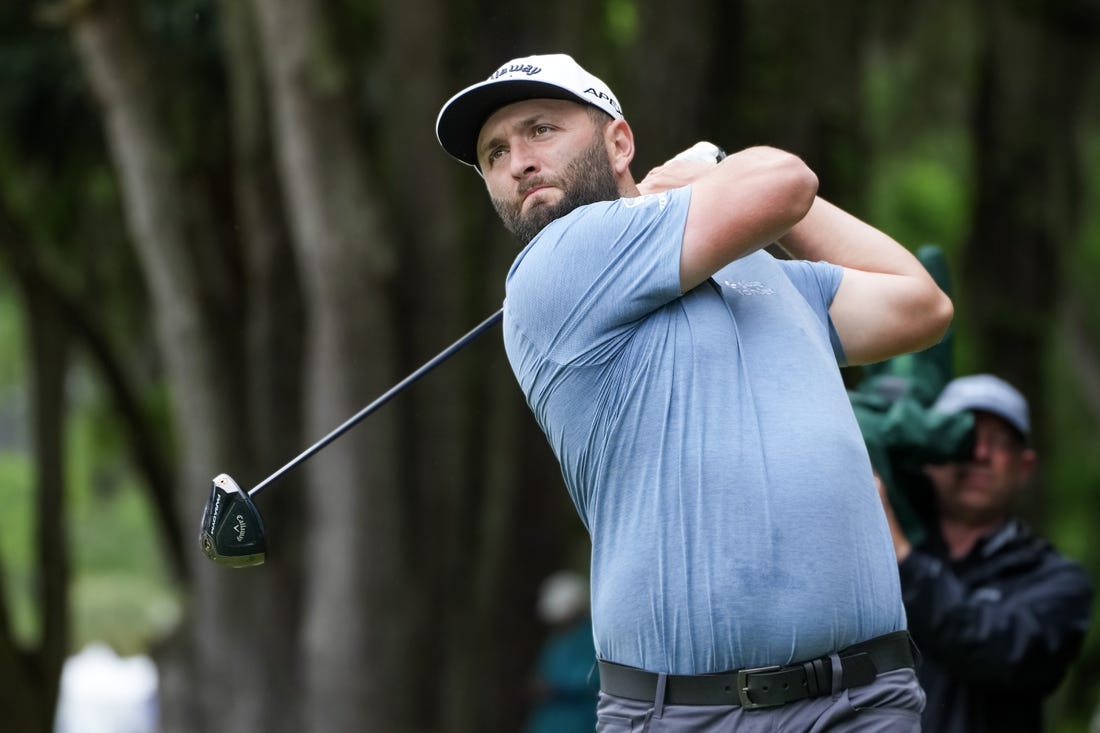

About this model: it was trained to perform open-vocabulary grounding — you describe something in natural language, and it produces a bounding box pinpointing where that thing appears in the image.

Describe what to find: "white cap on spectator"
[933,374,1030,439]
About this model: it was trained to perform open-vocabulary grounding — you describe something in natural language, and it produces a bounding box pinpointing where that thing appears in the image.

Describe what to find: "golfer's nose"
[509,141,539,178]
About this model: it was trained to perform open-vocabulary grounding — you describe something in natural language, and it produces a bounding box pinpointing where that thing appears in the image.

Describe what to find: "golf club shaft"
[249,307,504,497]
[245,145,722,498]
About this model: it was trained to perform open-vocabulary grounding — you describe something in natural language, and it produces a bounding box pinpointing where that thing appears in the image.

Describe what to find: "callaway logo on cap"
[436,53,624,169]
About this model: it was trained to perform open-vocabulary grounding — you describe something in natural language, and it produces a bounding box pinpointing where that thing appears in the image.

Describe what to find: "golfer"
[437,54,953,731]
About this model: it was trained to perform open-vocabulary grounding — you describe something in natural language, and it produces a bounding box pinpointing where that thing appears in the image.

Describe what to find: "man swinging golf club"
[435,53,953,730]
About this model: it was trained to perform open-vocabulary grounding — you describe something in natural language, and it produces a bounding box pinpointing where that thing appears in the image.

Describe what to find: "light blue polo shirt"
[503,186,906,675]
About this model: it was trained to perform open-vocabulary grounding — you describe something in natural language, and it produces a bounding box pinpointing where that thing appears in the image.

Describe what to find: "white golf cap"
[436,53,624,168]
[933,374,1031,439]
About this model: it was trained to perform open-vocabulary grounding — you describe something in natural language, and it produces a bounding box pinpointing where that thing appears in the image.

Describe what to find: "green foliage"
[0,453,35,643]
[65,395,181,654]
[70,574,180,657]
[1047,295,1100,727]
[1072,134,1100,284]
[605,0,639,47]
[869,147,971,256]
[862,2,975,262]
[1047,356,1100,561]
[0,267,33,645]
[0,7,97,177]
[0,288,22,389]
[865,132,983,368]
[1050,113,1100,564]
[140,0,230,171]
[0,398,180,654]
[0,7,148,343]
[0,1,176,661]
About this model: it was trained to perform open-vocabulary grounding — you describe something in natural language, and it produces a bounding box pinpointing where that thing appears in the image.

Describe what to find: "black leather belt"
[598,630,915,708]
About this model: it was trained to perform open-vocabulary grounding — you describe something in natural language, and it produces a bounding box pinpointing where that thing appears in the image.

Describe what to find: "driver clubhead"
[199,473,267,567]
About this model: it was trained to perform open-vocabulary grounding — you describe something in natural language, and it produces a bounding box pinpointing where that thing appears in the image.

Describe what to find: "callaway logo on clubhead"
[233,514,248,542]
[199,473,267,568]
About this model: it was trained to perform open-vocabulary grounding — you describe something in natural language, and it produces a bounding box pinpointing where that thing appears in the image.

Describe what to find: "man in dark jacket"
[878,373,1093,732]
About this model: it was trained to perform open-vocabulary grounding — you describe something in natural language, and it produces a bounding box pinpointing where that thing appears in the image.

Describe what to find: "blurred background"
[1,0,1098,731]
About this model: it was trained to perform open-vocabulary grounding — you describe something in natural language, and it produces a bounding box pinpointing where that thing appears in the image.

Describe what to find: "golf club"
[200,307,503,567]
[198,141,726,569]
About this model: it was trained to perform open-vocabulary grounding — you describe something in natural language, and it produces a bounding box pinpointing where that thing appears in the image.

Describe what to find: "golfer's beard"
[492,141,621,245]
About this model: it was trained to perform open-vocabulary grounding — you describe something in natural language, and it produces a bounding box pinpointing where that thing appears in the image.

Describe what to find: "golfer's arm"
[778,197,954,365]
[679,146,818,292]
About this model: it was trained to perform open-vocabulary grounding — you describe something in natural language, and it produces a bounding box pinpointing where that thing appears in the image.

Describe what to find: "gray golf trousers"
[595,667,924,732]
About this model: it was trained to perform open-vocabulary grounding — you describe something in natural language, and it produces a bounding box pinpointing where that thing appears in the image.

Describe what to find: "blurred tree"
[63,0,580,730]
[0,2,175,727]
[66,2,301,731]
[0,200,69,733]
[963,0,1100,519]
[733,0,871,212]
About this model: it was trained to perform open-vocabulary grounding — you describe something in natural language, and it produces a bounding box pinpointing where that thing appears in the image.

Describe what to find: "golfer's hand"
[638,141,725,196]
[638,159,717,195]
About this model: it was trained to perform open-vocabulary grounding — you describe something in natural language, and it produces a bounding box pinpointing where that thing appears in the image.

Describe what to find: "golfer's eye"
[533,124,553,137]
[486,147,506,165]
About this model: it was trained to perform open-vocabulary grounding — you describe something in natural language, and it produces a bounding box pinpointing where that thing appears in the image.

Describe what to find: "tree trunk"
[629,0,724,169]
[0,203,70,733]
[249,0,421,729]
[375,1,477,728]
[27,278,69,733]
[69,2,304,731]
[733,0,871,211]
[216,0,310,729]
[964,0,1100,524]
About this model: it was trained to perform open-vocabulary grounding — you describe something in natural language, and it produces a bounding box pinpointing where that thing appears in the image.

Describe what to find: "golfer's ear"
[605,119,634,176]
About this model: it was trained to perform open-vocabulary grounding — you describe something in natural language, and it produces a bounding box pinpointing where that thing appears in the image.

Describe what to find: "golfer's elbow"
[772,150,819,228]
[842,288,954,366]
[912,285,955,352]
[855,278,955,364]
